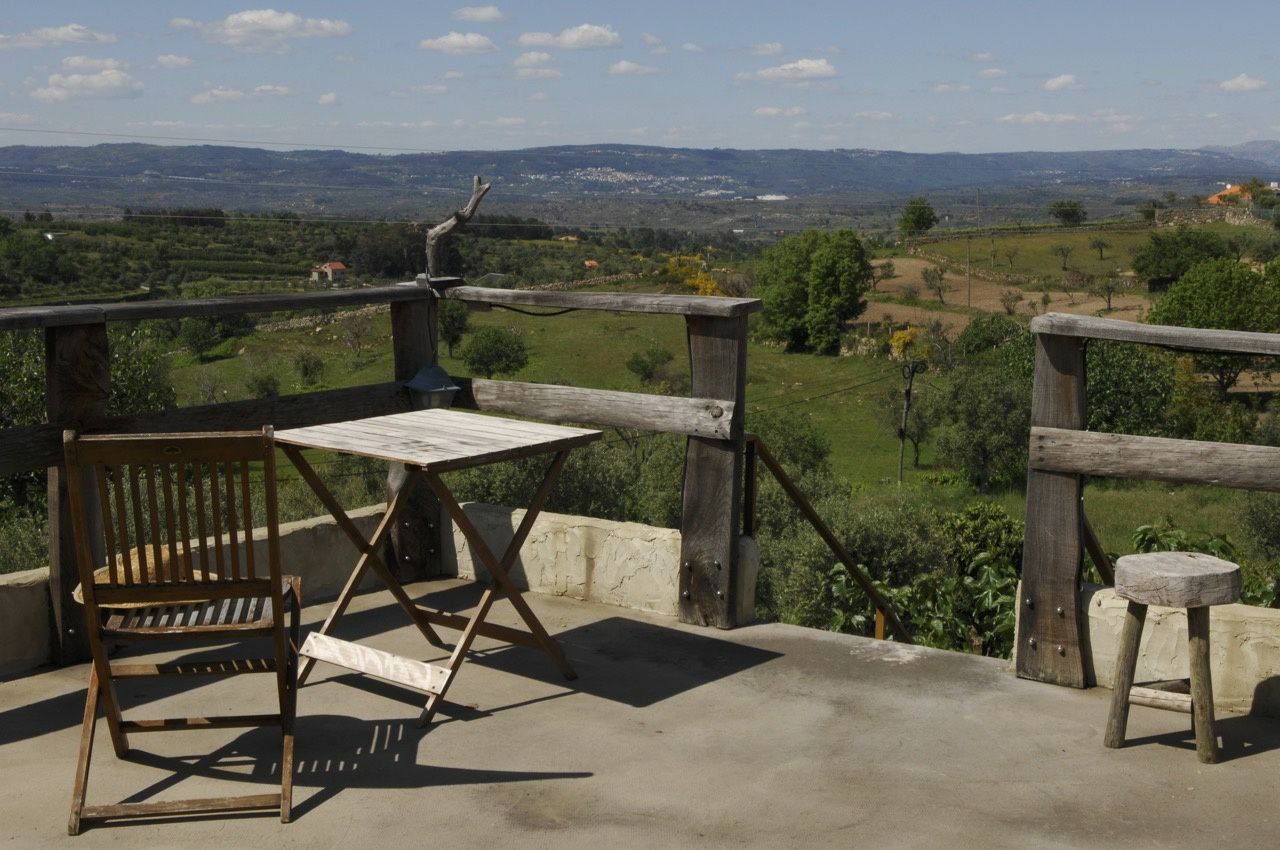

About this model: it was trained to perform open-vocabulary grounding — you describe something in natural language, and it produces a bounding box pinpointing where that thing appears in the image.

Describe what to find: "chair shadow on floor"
[103,714,591,826]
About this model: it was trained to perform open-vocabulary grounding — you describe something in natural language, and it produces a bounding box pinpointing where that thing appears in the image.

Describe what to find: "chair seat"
[1114,552,1240,608]
[104,576,297,637]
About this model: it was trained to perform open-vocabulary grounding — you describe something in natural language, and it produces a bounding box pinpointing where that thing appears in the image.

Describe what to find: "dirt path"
[868,257,1149,330]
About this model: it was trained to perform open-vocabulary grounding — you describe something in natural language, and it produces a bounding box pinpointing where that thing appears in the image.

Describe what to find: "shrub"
[462,326,529,378]
[293,350,324,386]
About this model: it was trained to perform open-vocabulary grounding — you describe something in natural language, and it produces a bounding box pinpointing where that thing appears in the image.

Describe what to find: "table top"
[275,408,601,472]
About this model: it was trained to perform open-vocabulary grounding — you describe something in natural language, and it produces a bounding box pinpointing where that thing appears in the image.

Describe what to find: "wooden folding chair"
[62,428,301,835]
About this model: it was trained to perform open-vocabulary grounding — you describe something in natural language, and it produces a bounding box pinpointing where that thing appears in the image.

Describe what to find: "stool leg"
[1105,601,1147,749]
[1187,606,1219,764]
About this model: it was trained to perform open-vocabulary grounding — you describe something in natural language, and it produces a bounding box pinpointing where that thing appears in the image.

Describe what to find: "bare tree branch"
[425,174,492,277]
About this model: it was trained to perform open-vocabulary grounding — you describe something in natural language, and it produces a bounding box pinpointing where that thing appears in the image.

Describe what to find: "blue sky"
[0,2,1276,153]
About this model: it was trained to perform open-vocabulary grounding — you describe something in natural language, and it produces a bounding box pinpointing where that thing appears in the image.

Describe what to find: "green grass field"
[923,222,1260,284]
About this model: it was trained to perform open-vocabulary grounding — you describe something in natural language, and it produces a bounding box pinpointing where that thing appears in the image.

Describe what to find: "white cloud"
[191,85,244,104]
[609,60,658,76]
[32,68,141,101]
[62,56,123,70]
[642,33,668,55]
[999,110,1079,124]
[189,83,288,104]
[317,91,339,105]
[513,51,552,67]
[452,5,505,22]
[976,67,1006,79]
[931,82,971,93]
[517,24,621,50]
[516,67,563,79]
[155,53,196,69]
[988,86,1010,94]
[419,31,495,54]
[443,70,464,79]
[854,110,893,120]
[0,111,35,123]
[486,116,525,127]
[969,51,993,62]
[391,83,448,96]
[1043,73,1083,91]
[736,57,837,83]
[752,42,783,56]
[1220,73,1266,92]
[754,106,805,117]
[681,42,703,53]
[528,91,548,101]
[0,24,116,50]
[172,10,350,54]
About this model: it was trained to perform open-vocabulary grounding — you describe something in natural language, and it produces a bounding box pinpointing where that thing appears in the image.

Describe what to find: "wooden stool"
[1104,552,1240,764]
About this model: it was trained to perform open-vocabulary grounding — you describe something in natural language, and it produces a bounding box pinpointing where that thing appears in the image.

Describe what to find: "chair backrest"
[63,428,283,611]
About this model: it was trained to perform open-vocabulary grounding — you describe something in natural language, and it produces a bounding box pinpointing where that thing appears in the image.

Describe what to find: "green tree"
[753,229,872,354]
[1130,225,1230,289]
[1050,244,1074,270]
[921,265,950,304]
[462,326,529,378]
[898,197,939,237]
[1048,200,1087,226]
[439,298,470,357]
[1148,258,1280,395]
[1089,237,1111,260]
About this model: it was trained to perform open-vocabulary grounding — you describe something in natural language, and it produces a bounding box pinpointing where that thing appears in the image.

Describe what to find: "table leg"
[282,448,443,687]
[423,450,577,682]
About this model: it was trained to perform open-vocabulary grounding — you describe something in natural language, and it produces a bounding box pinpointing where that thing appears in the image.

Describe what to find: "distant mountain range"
[0,141,1276,216]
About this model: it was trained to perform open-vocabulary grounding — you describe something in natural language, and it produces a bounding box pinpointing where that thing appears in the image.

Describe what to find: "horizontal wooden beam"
[0,381,412,476]
[1030,426,1280,492]
[455,378,735,440]
[1032,312,1280,357]
[0,286,437,331]
[442,285,762,318]
[0,284,763,330]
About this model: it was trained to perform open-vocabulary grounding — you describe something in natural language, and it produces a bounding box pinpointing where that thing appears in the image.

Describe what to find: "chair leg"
[68,667,102,836]
[1187,606,1219,764]
[1104,600,1147,749]
[279,577,301,822]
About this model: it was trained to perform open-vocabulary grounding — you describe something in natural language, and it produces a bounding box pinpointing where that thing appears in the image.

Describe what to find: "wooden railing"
[742,435,912,643]
[1019,312,1278,688]
[0,280,761,662]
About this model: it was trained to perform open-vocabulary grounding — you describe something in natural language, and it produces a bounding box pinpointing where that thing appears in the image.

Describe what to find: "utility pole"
[897,359,928,485]
[966,236,972,308]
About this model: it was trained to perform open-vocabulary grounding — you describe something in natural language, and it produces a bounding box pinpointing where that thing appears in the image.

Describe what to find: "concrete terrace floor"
[2,580,1279,848]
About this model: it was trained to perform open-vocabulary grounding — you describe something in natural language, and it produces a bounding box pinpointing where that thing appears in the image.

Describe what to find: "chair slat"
[240,461,255,580]
[95,467,119,587]
[208,461,226,578]
[160,465,180,584]
[193,463,210,574]
[144,465,165,582]
[223,461,241,581]
[111,466,133,585]
[127,465,148,584]
[176,463,194,582]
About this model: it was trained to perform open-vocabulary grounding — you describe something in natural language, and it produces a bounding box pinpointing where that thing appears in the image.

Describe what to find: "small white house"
[310,261,348,284]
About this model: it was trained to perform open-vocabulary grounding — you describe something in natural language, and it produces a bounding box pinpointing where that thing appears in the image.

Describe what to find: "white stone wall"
[1084,585,1280,715]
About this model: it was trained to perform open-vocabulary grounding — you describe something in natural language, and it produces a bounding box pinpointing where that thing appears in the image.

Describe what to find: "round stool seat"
[1114,552,1241,608]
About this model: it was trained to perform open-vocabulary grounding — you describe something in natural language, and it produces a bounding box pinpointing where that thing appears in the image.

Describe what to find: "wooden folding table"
[275,408,600,725]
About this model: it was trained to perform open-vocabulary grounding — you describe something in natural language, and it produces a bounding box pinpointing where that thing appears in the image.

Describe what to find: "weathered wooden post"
[46,322,109,664]
[387,296,444,581]
[679,314,749,628]
[1017,332,1087,686]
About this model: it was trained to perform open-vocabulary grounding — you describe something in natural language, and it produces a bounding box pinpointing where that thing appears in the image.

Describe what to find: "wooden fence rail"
[0,280,761,662]
[1018,312,1280,688]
